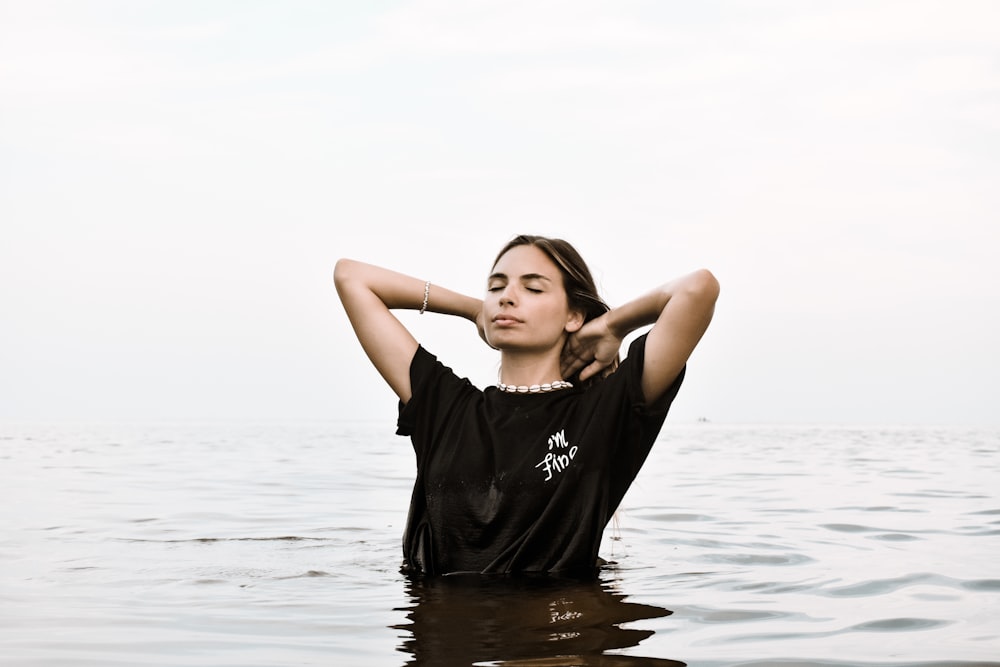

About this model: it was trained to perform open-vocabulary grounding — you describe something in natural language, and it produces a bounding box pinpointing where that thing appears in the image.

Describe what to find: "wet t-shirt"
[396,334,684,576]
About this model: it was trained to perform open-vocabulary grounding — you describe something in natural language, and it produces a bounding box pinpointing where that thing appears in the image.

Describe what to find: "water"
[1,422,997,666]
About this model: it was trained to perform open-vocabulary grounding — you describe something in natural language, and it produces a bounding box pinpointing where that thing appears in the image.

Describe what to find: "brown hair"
[492,235,619,382]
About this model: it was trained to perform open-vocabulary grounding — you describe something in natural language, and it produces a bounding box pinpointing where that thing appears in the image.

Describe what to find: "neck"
[498,350,565,387]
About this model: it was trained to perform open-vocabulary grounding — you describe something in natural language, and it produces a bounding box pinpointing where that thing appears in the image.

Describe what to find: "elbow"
[688,268,720,304]
[333,258,358,288]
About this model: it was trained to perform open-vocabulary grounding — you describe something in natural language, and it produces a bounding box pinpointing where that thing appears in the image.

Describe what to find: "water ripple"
[3,422,998,666]
[848,617,950,632]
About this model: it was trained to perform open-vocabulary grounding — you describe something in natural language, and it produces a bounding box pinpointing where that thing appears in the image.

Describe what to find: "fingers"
[562,347,604,381]
[562,327,617,380]
[561,353,585,379]
[578,359,607,382]
[560,341,588,378]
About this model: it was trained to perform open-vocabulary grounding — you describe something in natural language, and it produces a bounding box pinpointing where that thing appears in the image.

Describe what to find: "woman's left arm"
[562,269,720,404]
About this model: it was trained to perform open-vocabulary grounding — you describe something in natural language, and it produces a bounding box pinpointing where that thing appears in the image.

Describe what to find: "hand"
[561,313,622,381]
[475,307,498,350]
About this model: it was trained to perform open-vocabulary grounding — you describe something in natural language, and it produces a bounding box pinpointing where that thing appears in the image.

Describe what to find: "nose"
[498,284,516,306]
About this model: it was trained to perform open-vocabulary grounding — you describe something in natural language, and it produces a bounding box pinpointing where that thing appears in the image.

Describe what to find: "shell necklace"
[496,380,574,394]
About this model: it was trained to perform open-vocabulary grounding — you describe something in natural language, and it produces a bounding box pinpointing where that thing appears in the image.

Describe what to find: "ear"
[565,308,585,333]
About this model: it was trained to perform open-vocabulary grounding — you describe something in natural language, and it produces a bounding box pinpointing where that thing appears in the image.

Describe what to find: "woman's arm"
[562,269,719,404]
[334,259,483,403]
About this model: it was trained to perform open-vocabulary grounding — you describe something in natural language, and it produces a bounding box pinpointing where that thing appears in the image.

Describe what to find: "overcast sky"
[2,1,997,426]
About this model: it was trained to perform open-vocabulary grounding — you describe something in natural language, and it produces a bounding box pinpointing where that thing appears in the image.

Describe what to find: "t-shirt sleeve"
[395,345,477,458]
[620,332,686,417]
[599,333,685,502]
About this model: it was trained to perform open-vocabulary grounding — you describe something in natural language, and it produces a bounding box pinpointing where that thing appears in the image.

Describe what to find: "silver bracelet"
[419,281,430,314]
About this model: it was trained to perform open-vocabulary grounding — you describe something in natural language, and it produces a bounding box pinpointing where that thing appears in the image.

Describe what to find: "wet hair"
[492,234,619,383]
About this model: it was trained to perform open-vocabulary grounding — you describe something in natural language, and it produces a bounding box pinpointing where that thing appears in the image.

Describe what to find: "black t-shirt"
[396,333,684,576]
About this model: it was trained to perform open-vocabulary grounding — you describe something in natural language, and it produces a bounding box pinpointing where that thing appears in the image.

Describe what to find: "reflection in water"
[394,573,685,666]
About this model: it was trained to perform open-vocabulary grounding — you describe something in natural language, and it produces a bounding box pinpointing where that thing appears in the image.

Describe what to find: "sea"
[1,421,997,667]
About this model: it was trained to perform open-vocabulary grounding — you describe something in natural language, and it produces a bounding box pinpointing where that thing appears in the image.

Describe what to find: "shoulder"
[586,333,685,415]
[405,346,481,402]
[397,346,482,436]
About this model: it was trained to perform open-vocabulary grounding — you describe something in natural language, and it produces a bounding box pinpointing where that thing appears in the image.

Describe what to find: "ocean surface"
[1,421,998,667]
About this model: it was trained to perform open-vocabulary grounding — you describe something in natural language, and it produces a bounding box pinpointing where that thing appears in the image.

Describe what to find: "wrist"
[604,308,629,340]
[604,290,663,338]
[466,297,484,324]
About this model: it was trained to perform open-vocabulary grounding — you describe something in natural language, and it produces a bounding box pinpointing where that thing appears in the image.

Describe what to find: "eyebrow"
[488,272,553,283]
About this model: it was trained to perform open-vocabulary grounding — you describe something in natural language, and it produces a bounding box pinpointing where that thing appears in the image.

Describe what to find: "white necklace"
[496,380,573,394]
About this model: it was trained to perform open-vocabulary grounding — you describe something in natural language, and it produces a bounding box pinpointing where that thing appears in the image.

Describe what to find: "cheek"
[542,301,573,329]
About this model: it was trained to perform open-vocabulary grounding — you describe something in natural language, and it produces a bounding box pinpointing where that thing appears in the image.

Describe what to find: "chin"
[487,336,514,350]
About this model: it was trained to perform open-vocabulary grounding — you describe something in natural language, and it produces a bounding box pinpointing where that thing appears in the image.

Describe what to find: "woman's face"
[483,244,583,352]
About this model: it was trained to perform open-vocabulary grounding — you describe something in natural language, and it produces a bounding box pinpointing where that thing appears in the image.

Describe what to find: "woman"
[334,235,719,576]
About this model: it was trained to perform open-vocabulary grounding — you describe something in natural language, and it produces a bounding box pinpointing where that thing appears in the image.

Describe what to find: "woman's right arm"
[333,259,482,404]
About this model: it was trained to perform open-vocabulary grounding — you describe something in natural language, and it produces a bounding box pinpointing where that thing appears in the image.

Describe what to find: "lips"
[492,314,523,326]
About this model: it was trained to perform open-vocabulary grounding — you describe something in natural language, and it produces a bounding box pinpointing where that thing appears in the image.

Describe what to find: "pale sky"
[2,1,998,426]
